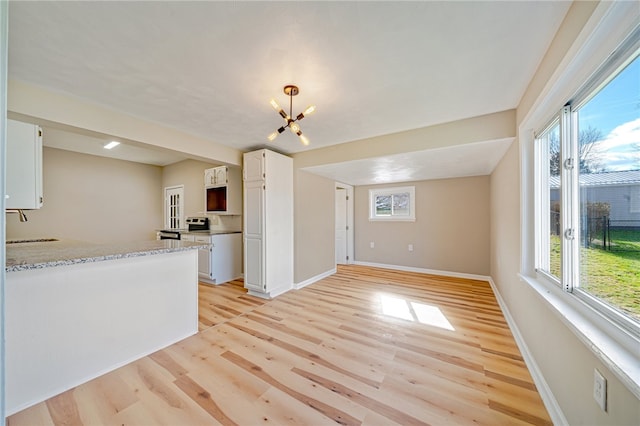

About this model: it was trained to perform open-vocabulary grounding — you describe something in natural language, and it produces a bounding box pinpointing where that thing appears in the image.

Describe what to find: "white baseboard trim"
[486,277,567,426]
[295,268,336,290]
[352,261,491,282]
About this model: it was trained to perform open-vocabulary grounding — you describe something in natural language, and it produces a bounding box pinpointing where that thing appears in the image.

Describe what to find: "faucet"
[6,209,28,222]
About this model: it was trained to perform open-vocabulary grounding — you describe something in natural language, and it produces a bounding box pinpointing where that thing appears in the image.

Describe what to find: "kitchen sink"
[6,238,59,244]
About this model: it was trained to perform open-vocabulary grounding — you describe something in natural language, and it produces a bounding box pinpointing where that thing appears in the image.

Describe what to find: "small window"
[369,186,415,221]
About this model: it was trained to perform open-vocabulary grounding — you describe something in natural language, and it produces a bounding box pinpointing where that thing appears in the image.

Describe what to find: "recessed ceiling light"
[104,141,120,150]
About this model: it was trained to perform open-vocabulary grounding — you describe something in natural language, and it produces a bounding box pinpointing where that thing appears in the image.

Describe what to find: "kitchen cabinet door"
[204,168,216,186]
[214,167,227,185]
[205,166,228,187]
[194,235,212,280]
[243,150,264,182]
[210,233,242,285]
[6,119,43,209]
[243,180,264,292]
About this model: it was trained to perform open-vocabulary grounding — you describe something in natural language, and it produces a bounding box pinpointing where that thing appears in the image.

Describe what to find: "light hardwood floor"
[8,265,552,425]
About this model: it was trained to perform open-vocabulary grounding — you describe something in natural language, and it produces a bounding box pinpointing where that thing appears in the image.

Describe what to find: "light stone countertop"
[6,239,209,272]
[182,230,242,235]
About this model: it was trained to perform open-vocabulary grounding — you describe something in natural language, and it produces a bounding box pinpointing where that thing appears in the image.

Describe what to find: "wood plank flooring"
[7,265,552,425]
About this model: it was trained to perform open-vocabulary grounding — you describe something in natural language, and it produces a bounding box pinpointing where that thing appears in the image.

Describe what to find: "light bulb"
[303,105,316,116]
[290,122,300,133]
[300,134,310,145]
[267,131,279,141]
[269,99,280,111]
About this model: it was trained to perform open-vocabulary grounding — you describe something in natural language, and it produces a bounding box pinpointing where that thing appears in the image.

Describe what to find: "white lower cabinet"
[182,233,242,285]
[194,235,213,281]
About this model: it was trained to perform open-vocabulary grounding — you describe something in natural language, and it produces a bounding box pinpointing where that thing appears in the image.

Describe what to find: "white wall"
[162,159,241,231]
[355,176,491,275]
[6,147,163,243]
[491,1,640,424]
[293,169,336,283]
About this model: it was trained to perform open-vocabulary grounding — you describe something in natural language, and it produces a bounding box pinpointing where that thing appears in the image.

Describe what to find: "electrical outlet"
[370,241,375,249]
[593,369,607,412]
[408,244,414,252]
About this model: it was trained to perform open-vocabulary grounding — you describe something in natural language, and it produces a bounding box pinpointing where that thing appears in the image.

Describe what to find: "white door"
[335,188,348,264]
[164,185,184,229]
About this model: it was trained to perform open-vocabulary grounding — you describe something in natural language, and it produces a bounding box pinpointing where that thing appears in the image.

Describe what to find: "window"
[369,186,415,221]
[535,49,640,333]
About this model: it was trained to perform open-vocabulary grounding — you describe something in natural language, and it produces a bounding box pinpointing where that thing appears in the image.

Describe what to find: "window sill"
[368,217,416,222]
[519,273,640,400]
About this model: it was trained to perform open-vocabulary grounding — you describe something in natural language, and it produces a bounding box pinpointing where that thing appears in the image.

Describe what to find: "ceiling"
[7,1,571,184]
[42,127,189,167]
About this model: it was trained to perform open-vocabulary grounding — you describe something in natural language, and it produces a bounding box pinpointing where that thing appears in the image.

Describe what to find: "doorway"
[164,185,184,229]
[335,183,354,265]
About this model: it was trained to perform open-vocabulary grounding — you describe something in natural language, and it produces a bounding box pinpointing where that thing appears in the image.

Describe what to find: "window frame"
[368,186,416,222]
[534,50,640,338]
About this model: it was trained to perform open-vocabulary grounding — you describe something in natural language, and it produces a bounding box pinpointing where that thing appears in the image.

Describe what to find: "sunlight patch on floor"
[378,294,455,331]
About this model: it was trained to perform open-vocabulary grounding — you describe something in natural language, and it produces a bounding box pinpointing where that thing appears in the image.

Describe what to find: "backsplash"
[206,214,242,232]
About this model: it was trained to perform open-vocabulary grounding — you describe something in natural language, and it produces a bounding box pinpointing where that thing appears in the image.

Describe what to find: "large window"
[535,50,640,333]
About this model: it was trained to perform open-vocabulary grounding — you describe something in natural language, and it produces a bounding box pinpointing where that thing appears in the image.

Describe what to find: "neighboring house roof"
[549,170,640,188]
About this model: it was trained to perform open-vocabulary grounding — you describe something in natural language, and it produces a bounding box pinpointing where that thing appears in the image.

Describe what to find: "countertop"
[158,229,242,235]
[6,239,209,272]
[183,230,242,235]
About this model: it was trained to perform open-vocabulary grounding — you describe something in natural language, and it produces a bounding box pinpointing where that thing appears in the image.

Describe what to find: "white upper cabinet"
[204,166,228,187]
[243,151,265,182]
[6,119,43,209]
[204,165,242,215]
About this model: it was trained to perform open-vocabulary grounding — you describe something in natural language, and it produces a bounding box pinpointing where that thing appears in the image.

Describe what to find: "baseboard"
[295,268,336,290]
[352,261,491,282]
[486,277,567,426]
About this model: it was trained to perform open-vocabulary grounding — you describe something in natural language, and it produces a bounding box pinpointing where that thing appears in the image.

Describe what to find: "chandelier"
[267,85,316,145]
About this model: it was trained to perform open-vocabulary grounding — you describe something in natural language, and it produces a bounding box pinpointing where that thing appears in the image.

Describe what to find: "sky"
[578,54,640,171]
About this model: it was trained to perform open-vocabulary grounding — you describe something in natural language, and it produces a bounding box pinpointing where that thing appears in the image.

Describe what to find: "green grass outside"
[548,230,640,322]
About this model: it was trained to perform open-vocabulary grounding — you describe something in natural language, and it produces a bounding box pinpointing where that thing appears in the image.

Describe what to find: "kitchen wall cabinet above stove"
[205,166,228,187]
[204,166,241,215]
[6,119,43,209]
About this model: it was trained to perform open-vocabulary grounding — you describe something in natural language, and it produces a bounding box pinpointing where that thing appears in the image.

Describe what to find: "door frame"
[335,182,354,265]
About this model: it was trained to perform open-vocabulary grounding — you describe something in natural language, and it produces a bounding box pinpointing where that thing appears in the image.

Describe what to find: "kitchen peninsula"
[5,239,207,415]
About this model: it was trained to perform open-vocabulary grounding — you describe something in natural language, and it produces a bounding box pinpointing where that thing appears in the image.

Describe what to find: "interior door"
[335,188,348,264]
[164,185,184,229]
